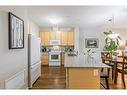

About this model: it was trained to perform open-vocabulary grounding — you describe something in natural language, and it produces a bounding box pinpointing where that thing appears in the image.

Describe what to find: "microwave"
[50,40,61,45]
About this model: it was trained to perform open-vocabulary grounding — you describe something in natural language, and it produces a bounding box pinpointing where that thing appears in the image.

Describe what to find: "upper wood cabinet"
[50,31,61,40]
[67,31,74,45]
[61,31,68,45]
[39,32,50,45]
[44,32,50,45]
[50,32,56,40]
[55,32,61,40]
[39,32,45,45]
[39,31,74,46]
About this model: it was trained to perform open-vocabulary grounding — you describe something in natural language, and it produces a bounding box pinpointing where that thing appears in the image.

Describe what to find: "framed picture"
[8,12,24,49]
[126,40,127,46]
[85,38,99,48]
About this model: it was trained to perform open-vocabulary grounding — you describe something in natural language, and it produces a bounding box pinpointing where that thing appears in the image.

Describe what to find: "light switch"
[93,69,98,76]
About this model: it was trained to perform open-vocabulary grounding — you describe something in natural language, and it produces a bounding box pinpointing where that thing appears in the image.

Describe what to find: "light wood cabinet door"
[61,52,65,65]
[67,31,74,45]
[50,32,56,40]
[55,32,61,40]
[39,32,45,45]
[40,31,74,46]
[41,53,49,65]
[44,32,50,45]
[61,32,68,45]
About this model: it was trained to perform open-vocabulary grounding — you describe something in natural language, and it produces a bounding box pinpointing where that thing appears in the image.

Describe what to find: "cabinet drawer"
[41,57,48,60]
[42,62,48,65]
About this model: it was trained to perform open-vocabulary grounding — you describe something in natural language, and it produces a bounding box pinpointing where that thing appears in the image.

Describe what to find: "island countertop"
[64,53,110,68]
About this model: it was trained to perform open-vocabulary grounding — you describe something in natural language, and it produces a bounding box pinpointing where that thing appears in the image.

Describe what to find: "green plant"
[103,30,121,56]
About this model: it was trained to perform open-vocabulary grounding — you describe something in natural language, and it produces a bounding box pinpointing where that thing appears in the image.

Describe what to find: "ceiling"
[27,6,127,28]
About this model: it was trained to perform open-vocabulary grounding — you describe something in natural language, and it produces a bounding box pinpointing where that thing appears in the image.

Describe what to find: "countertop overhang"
[64,54,110,68]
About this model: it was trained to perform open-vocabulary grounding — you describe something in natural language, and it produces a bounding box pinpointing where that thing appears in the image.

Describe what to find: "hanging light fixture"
[52,24,61,33]
[107,14,119,39]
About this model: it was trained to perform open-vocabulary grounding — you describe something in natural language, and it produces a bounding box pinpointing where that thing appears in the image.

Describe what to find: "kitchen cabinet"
[61,32,68,45]
[50,32,56,40]
[39,31,74,46]
[61,52,65,65]
[67,31,74,45]
[44,32,50,45]
[39,32,45,45]
[55,32,61,40]
[66,68,100,89]
[39,32,50,45]
[50,31,61,40]
[41,52,49,65]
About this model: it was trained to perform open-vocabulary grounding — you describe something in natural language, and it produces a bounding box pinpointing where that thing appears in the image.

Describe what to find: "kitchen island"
[64,53,110,89]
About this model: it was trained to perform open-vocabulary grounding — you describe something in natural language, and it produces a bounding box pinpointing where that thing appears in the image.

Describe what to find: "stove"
[49,40,61,66]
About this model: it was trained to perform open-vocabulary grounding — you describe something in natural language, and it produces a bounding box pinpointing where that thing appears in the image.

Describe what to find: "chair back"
[121,51,127,71]
[101,52,111,63]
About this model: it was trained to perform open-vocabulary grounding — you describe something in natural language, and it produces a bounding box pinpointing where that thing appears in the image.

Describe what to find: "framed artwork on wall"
[126,40,127,46]
[8,12,24,49]
[85,38,99,48]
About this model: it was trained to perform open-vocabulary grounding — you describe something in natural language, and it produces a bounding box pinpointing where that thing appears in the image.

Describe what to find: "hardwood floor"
[101,70,127,89]
[32,65,127,89]
[32,65,66,89]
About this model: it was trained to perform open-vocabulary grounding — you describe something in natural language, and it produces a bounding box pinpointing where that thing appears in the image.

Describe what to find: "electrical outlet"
[93,69,98,76]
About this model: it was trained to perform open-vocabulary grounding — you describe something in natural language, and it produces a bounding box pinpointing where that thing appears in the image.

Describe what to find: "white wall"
[0,7,28,89]
[28,20,40,37]
[79,27,105,60]
[74,27,79,52]
[79,27,127,60]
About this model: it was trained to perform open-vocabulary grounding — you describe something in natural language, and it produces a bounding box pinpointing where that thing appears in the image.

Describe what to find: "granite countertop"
[64,53,110,68]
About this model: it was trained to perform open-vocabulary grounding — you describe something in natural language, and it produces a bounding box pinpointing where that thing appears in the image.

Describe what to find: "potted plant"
[103,30,121,58]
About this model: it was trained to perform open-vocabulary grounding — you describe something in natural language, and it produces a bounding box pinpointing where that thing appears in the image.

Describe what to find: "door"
[50,32,56,40]
[67,31,74,45]
[44,32,50,45]
[55,31,61,40]
[61,31,68,45]
[39,32,45,45]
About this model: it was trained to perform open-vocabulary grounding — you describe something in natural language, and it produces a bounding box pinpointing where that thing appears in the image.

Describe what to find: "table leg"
[113,62,117,84]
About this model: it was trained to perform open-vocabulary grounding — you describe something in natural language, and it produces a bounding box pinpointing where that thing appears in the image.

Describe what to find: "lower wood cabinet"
[66,68,100,89]
[41,52,49,65]
[61,52,65,65]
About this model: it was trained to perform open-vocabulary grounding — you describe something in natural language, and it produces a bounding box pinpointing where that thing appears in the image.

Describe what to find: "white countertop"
[64,53,110,68]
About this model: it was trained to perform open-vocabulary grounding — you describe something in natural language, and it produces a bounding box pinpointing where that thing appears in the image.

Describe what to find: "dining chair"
[100,72,109,89]
[101,52,114,79]
[116,51,127,88]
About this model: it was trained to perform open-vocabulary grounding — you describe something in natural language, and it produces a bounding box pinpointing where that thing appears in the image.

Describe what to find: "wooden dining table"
[103,57,124,84]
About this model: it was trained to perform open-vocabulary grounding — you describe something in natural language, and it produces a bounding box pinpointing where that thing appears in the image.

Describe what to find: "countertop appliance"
[28,34,41,88]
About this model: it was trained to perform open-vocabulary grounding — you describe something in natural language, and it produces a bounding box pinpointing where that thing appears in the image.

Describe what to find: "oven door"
[49,52,61,62]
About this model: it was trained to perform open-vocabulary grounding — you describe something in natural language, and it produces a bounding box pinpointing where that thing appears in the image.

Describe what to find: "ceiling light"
[108,33,119,39]
[49,18,62,25]
[56,30,61,33]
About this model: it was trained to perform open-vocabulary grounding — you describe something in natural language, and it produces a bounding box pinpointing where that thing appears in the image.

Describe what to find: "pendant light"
[108,14,119,39]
